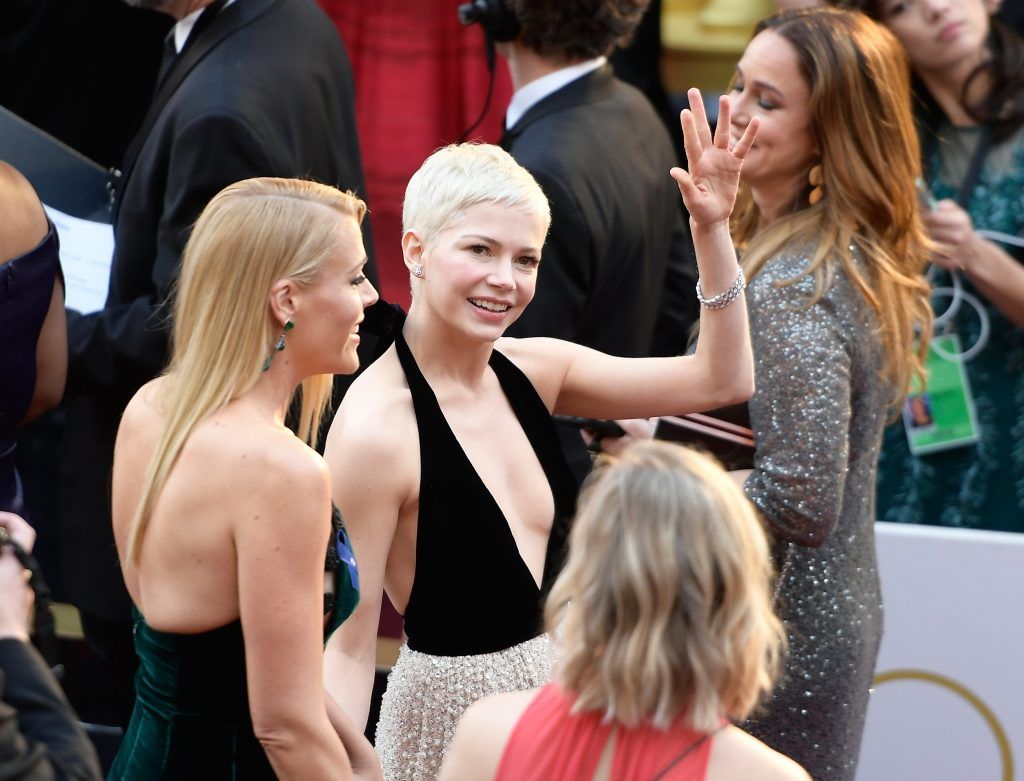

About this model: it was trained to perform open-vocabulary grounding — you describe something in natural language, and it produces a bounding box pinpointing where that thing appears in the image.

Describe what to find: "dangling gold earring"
[808,163,824,206]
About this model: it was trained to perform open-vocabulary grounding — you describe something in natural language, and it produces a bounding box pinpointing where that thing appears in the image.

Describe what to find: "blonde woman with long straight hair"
[439,441,809,781]
[107,178,381,781]
[722,8,932,780]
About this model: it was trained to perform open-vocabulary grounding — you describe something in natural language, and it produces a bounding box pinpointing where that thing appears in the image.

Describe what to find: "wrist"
[689,217,731,237]
[0,627,30,643]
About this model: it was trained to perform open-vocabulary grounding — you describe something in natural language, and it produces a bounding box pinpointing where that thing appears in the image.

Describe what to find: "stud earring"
[262,319,294,372]
[808,164,825,206]
[412,265,424,278]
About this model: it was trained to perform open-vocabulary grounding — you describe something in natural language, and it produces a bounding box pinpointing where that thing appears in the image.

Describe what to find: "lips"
[468,298,511,313]
[937,21,963,42]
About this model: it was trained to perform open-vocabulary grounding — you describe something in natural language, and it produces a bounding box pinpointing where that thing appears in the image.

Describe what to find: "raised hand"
[670,88,758,229]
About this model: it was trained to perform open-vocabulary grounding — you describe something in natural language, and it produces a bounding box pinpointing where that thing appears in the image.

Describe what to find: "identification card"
[903,334,979,455]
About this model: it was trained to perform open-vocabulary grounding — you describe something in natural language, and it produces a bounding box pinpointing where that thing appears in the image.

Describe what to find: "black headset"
[457,0,520,44]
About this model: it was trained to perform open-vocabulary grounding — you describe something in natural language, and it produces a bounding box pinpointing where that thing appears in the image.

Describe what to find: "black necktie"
[156,29,177,86]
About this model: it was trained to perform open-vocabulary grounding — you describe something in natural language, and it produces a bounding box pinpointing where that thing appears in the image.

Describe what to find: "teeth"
[470,299,509,312]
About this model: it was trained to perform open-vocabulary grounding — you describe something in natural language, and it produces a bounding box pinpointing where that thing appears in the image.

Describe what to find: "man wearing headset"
[465,0,697,478]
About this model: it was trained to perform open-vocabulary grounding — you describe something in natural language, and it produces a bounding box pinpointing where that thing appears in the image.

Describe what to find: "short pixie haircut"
[546,441,785,731]
[401,143,550,243]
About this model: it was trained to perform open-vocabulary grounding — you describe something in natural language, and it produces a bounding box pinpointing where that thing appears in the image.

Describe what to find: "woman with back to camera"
[843,0,1024,533]
[723,8,932,779]
[324,92,758,780]
[107,178,381,780]
[438,441,809,781]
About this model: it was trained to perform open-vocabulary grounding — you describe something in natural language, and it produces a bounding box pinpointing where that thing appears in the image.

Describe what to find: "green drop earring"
[262,319,294,372]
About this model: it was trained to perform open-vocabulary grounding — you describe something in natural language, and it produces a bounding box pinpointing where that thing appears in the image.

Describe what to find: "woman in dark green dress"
[847,0,1024,532]
[107,178,380,779]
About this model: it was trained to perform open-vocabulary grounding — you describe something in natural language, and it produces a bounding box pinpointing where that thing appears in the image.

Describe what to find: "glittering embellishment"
[375,634,554,780]
[740,248,885,781]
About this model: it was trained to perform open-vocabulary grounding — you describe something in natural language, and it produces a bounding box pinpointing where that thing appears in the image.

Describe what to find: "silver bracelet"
[695,268,746,310]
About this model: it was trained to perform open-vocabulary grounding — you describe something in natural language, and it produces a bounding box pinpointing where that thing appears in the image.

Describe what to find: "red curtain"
[319,1,513,309]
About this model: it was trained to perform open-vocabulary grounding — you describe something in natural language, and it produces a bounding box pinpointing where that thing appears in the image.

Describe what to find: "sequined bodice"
[394,331,579,657]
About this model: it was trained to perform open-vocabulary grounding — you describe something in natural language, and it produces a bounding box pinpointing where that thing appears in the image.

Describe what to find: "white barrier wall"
[857,523,1022,780]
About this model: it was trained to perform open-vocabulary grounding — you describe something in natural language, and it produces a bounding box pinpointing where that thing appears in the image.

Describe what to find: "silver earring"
[412,265,423,278]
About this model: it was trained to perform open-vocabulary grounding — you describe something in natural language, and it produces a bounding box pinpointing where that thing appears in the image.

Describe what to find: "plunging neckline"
[398,337,555,593]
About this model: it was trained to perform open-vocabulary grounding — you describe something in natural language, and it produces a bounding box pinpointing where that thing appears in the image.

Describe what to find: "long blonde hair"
[546,442,785,731]
[734,8,932,408]
[126,177,366,564]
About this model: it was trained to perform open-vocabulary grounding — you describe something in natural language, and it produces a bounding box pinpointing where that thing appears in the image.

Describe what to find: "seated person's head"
[545,441,785,731]
[505,0,651,61]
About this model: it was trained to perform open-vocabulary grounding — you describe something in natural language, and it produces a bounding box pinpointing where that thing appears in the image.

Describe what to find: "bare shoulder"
[494,336,577,409]
[0,162,48,258]
[326,349,416,464]
[440,689,538,781]
[707,726,812,781]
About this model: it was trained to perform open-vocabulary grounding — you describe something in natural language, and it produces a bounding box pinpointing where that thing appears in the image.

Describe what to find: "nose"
[729,89,752,131]
[486,258,516,291]
[921,0,949,20]
[361,278,380,308]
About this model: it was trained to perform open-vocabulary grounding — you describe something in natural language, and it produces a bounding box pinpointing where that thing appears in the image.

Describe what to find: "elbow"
[252,712,307,758]
[711,367,755,408]
[23,378,65,424]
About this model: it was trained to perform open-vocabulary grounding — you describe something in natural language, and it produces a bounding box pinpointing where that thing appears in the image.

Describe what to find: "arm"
[24,276,67,424]
[324,693,381,781]
[236,457,352,780]
[504,91,757,418]
[66,112,277,393]
[742,273,852,548]
[322,403,405,732]
[926,200,1024,326]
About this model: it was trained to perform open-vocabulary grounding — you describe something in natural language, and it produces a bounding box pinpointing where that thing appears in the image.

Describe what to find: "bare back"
[112,377,330,633]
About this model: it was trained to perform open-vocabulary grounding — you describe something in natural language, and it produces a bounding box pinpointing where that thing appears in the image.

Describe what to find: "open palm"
[670,88,758,228]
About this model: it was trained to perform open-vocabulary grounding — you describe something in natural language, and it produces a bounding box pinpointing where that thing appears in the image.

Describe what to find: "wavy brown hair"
[732,7,932,410]
[545,442,785,731]
[126,178,366,563]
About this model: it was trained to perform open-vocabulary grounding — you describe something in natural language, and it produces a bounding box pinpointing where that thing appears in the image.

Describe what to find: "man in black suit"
[494,0,696,476]
[498,0,696,358]
[60,0,375,724]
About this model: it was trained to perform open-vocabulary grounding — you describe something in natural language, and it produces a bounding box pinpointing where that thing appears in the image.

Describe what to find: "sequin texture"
[741,249,885,781]
[375,633,554,780]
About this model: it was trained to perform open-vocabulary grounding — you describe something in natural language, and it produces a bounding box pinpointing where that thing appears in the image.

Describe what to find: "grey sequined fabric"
[375,634,554,780]
[741,249,885,781]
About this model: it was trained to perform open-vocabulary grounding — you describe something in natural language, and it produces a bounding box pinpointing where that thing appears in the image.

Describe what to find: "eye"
[757,97,779,111]
[468,244,490,256]
[515,255,540,270]
[351,273,367,286]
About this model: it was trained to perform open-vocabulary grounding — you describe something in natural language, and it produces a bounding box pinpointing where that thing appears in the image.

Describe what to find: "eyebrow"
[735,66,785,99]
[460,233,542,254]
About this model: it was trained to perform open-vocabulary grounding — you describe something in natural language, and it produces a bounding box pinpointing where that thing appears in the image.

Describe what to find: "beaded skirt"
[375,633,553,781]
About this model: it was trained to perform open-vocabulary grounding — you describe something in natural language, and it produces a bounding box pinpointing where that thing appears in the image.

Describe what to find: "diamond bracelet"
[695,268,746,310]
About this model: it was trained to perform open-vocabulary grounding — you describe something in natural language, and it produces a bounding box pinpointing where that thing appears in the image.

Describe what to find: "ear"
[267,278,296,327]
[401,229,426,274]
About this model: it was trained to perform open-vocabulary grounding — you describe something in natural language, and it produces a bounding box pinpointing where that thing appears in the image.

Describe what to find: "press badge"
[903,334,980,455]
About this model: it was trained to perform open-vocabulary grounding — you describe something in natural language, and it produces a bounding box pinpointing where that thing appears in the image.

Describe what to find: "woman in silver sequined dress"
[725,9,933,780]
[321,101,759,780]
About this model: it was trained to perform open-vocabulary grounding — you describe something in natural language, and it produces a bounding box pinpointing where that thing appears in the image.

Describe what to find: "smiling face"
[730,30,819,213]
[876,0,989,75]
[407,202,547,342]
[293,216,378,376]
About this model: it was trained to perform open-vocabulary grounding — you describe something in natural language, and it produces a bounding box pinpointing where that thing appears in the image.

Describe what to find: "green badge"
[903,334,979,455]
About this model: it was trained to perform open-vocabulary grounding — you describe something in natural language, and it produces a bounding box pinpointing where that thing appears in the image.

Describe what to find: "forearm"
[964,238,1024,326]
[689,220,754,399]
[324,642,377,732]
[325,690,380,777]
[257,716,353,781]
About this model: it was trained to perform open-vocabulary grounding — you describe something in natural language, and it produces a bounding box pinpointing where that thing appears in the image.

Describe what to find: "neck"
[916,51,992,127]
[402,304,495,388]
[247,359,304,428]
[160,0,216,21]
[501,42,584,93]
[748,173,806,225]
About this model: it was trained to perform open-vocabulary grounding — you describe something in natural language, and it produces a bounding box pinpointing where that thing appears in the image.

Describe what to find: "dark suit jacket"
[60,0,374,620]
[503,65,697,358]
[0,639,101,780]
